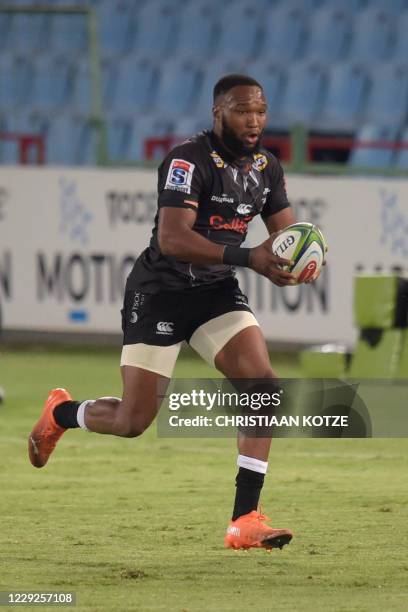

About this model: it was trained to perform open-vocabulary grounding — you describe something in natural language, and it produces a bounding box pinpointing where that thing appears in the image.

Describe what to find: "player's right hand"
[249,234,297,287]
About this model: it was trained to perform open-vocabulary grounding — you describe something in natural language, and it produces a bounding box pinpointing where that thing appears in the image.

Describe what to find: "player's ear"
[212,104,221,121]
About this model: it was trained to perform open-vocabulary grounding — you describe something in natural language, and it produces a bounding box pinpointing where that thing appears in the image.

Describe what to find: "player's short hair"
[213,74,263,103]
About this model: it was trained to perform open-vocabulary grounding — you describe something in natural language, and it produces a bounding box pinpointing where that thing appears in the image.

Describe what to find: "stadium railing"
[0,131,44,164]
[1,6,408,177]
[143,125,408,177]
[280,124,408,177]
[0,3,107,165]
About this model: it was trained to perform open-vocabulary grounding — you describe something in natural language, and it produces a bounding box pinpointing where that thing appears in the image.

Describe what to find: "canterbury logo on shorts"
[156,321,174,335]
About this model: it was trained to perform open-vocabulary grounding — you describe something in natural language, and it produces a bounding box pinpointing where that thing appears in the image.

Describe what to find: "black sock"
[53,401,81,429]
[232,467,265,521]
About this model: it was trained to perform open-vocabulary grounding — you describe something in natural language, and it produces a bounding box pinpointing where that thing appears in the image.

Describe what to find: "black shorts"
[121,278,253,347]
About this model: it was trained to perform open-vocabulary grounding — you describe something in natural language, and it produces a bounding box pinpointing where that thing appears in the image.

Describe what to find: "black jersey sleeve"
[158,142,205,212]
[261,158,291,221]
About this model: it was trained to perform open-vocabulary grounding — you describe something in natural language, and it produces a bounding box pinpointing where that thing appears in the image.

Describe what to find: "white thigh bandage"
[189,311,259,367]
[120,343,182,378]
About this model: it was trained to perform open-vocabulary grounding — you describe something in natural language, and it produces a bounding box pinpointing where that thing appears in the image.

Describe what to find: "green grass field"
[1,346,407,612]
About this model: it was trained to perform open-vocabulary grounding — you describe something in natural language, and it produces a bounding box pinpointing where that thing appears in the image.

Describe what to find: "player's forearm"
[158,225,226,264]
[264,207,296,234]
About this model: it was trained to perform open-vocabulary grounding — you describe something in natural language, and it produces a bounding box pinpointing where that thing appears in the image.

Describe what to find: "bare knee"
[216,347,276,379]
[243,363,275,378]
[235,361,276,380]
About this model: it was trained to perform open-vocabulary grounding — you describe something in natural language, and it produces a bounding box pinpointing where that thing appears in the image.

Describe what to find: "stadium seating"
[43,115,79,165]
[31,57,73,113]
[8,11,50,56]
[108,57,158,115]
[5,0,50,4]
[98,1,136,58]
[0,11,11,53]
[312,63,369,132]
[0,55,33,113]
[393,11,408,63]
[216,1,262,62]
[153,59,201,117]
[106,115,132,162]
[348,8,395,63]
[173,116,211,139]
[49,11,88,57]
[2,0,408,165]
[273,61,327,129]
[349,125,398,168]
[394,127,408,169]
[364,65,408,129]
[318,0,366,11]
[260,4,308,62]
[70,60,93,114]
[368,0,408,13]
[126,116,175,161]
[175,1,219,61]
[45,115,97,165]
[70,58,115,115]
[305,7,352,63]
[132,0,178,61]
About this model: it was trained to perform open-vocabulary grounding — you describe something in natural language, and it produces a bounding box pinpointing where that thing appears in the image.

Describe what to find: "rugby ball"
[272,222,327,283]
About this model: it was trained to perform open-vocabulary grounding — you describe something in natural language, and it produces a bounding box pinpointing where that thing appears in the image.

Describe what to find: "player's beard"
[220,116,262,158]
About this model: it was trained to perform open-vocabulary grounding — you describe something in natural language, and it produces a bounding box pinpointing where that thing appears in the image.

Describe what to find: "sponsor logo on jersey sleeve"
[165,159,195,194]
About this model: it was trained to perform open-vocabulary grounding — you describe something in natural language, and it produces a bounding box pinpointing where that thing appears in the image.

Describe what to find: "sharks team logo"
[210,150,227,169]
[252,153,268,172]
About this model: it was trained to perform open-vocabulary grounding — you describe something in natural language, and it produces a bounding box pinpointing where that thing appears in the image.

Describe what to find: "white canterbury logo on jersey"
[237,203,253,215]
[157,321,174,335]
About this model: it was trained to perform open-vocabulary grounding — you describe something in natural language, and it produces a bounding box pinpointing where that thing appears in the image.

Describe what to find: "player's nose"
[246,112,260,128]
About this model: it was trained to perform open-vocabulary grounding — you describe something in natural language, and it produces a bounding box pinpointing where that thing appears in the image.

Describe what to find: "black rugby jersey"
[127,130,290,293]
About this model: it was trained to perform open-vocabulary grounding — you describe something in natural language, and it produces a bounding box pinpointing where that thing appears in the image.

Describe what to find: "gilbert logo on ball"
[272,222,327,283]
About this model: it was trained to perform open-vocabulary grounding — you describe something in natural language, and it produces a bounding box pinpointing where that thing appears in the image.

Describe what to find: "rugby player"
[28,74,313,550]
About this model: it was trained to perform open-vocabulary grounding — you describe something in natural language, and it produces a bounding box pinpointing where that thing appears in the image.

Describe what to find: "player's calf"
[53,396,156,438]
[28,390,157,468]
[112,411,155,438]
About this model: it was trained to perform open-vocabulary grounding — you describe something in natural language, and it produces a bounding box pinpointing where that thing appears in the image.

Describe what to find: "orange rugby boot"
[28,388,72,468]
[224,510,293,550]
